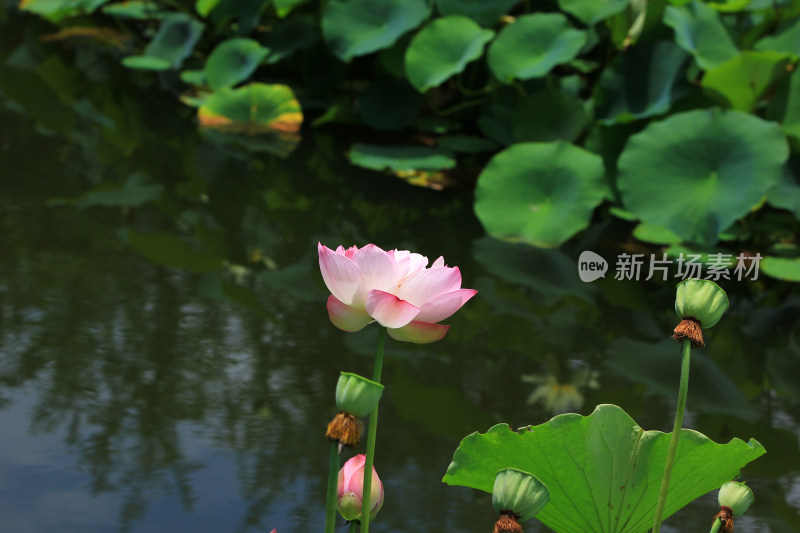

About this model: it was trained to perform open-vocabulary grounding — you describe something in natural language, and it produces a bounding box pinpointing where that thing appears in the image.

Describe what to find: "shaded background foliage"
[1,0,800,532]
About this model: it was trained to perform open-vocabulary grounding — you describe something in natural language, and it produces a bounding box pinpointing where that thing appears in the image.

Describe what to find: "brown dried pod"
[325,411,363,447]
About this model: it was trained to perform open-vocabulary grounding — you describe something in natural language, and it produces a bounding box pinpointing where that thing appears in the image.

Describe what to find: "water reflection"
[1,13,800,532]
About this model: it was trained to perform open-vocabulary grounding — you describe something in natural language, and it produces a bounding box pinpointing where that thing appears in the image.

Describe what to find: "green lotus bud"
[673,279,729,347]
[335,372,384,418]
[718,481,753,517]
[492,468,550,522]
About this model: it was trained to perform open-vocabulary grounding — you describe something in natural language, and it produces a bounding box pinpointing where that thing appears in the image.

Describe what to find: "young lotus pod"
[713,481,754,532]
[491,468,550,533]
[326,372,384,448]
[673,279,729,348]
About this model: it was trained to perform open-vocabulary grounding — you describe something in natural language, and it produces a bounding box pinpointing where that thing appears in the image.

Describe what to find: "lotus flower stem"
[652,338,692,532]
[709,517,722,533]
[350,521,359,533]
[324,440,340,533]
[360,326,387,533]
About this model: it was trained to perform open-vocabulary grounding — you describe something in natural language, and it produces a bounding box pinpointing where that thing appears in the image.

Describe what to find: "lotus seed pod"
[335,372,384,418]
[718,481,754,517]
[674,279,729,328]
[492,468,550,522]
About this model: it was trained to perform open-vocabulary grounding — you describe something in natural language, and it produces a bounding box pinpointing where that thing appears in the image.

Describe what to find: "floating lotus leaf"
[617,109,788,246]
[124,12,204,70]
[435,0,519,26]
[632,222,683,245]
[594,41,689,124]
[444,404,766,533]
[475,142,606,248]
[198,83,302,157]
[204,38,269,90]
[405,15,494,92]
[557,0,629,25]
[664,2,738,70]
[121,55,171,71]
[478,86,586,145]
[702,51,795,111]
[348,144,455,172]
[755,16,800,55]
[322,0,430,62]
[19,0,108,22]
[761,256,800,282]
[102,1,164,19]
[488,13,586,83]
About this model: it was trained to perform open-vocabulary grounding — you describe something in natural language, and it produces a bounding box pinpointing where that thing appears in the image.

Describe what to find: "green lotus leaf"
[617,109,788,246]
[478,86,586,145]
[19,0,109,22]
[435,0,519,26]
[405,16,494,92]
[444,404,766,533]
[102,1,165,19]
[137,12,205,70]
[195,0,220,17]
[121,55,172,71]
[557,0,629,25]
[198,83,302,157]
[707,0,753,11]
[633,222,683,245]
[702,51,795,111]
[488,13,586,83]
[664,1,738,70]
[322,0,430,62]
[766,163,800,219]
[594,40,689,124]
[475,142,606,248]
[357,78,423,131]
[755,16,800,55]
[348,144,456,171]
[274,0,312,17]
[180,69,206,85]
[761,256,800,281]
[204,38,269,90]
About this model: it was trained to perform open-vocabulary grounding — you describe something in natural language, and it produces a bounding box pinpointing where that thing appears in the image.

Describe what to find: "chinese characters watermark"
[578,251,762,282]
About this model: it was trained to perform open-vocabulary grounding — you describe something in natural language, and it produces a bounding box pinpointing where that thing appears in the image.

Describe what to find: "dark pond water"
[2,10,800,533]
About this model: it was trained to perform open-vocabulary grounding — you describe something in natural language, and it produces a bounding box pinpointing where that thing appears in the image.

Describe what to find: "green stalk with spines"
[324,440,340,533]
[360,326,387,533]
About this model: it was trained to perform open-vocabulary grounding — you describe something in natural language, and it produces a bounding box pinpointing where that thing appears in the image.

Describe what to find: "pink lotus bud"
[337,454,384,521]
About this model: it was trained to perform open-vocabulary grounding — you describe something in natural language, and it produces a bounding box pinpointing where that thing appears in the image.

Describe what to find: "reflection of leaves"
[767,342,800,397]
[605,338,760,421]
[49,174,163,208]
[445,404,765,533]
[123,229,225,272]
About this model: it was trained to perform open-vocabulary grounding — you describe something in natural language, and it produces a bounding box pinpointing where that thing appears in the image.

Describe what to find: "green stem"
[350,521,359,533]
[652,339,692,532]
[710,517,722,533]
[324,440,340,533]
[360,327,387,533]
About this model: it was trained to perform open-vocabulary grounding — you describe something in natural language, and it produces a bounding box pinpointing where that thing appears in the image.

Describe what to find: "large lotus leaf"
[435,0,519,26]
[204,38,269,90]
[664,1,738,70]
[488,13,586,83]
[348,144,455,171]
[102,1,165,19]
[274,0,312,17]
[557,0,629,25]
[357,78,423,131]
[139,12,204,69]
[595,41,690,124]
[405,16,494,92]
[443,404,766,533]
[617,109,788,246]
[197,83,302,157]
[702,51,795,111]
[755,16,800,55]
[478,86,586,145]
[321,0,430,62]
[761,256,800,281]
[19,0,109,21]
[766,162,800,218]
[475,142,606,248]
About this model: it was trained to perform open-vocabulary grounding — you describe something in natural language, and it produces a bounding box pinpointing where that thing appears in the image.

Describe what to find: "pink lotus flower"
[337,454,384,521]
[318,243,477,343]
